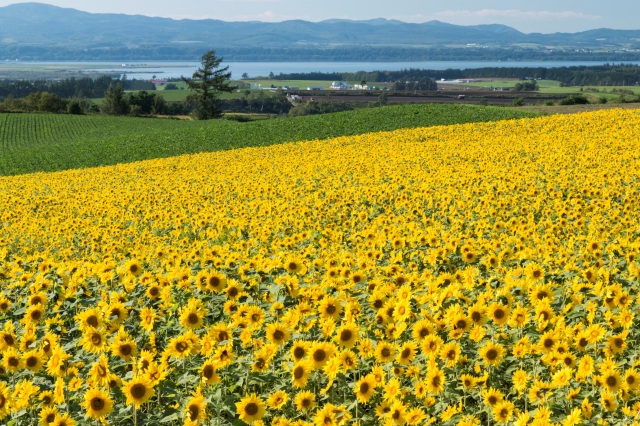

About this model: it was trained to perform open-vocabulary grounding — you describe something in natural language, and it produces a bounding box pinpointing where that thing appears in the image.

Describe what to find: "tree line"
[272,64,640,87]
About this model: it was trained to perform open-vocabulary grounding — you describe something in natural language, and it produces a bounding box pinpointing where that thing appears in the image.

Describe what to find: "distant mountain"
[1,2,639,61]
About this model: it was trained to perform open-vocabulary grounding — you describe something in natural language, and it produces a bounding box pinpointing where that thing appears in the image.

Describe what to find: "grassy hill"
[0,104,538,176]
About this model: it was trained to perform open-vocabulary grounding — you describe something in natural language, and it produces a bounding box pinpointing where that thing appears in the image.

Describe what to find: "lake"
[11,60,640,80]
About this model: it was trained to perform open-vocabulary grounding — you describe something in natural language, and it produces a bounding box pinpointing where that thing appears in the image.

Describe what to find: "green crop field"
[0,104,538,176]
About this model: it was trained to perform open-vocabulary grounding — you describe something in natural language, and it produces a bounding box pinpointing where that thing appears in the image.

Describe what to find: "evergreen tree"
[182,50,235,119]
[100,83,129,115]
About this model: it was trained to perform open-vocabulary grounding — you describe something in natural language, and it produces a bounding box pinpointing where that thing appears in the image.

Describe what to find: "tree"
[182,50,235,120]
[101,83,130,115]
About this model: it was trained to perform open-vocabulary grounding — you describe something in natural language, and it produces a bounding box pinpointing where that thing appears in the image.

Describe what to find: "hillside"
[1,3,640,60]
[0,104,538,176]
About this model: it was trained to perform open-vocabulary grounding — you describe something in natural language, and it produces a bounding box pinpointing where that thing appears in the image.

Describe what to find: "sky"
[1,1,639,34]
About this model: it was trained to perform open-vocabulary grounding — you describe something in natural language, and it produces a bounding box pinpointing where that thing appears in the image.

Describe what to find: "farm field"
[1,108,640,425]
[0,104,538,176]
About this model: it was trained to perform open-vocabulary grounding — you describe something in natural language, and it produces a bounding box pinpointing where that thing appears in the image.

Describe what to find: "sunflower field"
[1,108,640,425]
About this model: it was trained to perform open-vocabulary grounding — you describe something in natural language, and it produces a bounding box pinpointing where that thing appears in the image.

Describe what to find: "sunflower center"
[360,382,370,394]
[26,356,37,368]
[8,357,19,367]
[456,319,467,329]
[340,330,353,342]
[31,310,42,321]
[131,383,147,399]
[120,344,132,356]
[273,330,285,340]
[325,305,336,315]
[294,366,305,379]
[87,315,99,327]
[293,347,305,359]
[187,313,199,324]
[203,365,214,379]
[313,349,326,362]
[189,405,199,421]
[486,349,498,361]
[91,397,105,411]
[493,309,505,320]
[245,402,259,416]
[606,376,618,387]
[91,333,102,345]
[176,342,189,353]
[401,348,411,359]
[3,335,14,346]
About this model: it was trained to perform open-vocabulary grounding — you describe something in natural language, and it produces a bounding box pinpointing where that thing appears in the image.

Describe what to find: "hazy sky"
[1,1,639,33]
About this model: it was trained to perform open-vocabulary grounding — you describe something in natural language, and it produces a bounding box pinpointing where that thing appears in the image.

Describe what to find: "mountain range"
[1,2,640,61]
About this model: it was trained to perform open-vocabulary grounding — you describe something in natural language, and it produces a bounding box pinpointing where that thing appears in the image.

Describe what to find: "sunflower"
[625,369,640,390]
[468,302,487,326]
[235,393,266,424]
[488,302,510,326]
[3,347,23,373]
[185,388,206,424]
[110,331,138,362]
[354,375,376,403]
[75,308,103,331]
[51,413,76,426]
[492,400,514,424]
[23,349,44,373]
[291,361,312,388]
[179,301,206,330]
[0,382,10,420]
[601,369,622,392]
[340,349,358,371]
[294,390,316,411]
[412,319,435,341]
[524,262,545,282]
[201,359,221,386]
[440,341,461,367]
[139,307,156,333]
[122,259,143,276]
[290,340,310,362]
[310,341,336,370]
[123,376,155,408]
[426,368,445,395]
[83,387,113,420]
[396,341,417,366]
[24,305,44,325]
[283,256,307,275]
[267,390,289,410]
[420,334,443,357]
[374,341,396,364]
[318,296,343,321]
[482,387,503,408]
[479,342,504,366]
[335,322,359,348]
[600,389,618,412]
[166,334,194,359]
[205,272,226,293]
[265,322,290,346]
[81,329,107,354]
